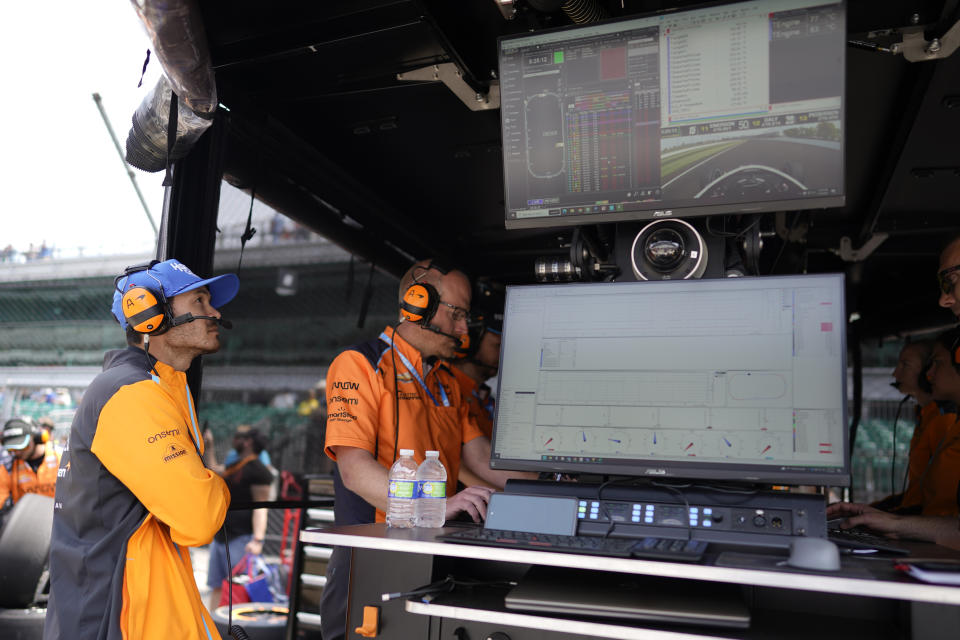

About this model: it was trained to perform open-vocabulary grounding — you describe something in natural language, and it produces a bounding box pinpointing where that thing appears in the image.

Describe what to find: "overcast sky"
[1,4,166,257]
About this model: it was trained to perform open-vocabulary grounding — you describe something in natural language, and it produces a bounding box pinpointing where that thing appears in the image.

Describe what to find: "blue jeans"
[207,533,253,590]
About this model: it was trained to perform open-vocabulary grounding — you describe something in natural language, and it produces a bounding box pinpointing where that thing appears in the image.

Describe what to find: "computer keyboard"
[439,528,707,561]
[827,527,910,555]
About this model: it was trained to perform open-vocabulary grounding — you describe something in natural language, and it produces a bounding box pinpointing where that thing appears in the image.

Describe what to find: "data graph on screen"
[500,0,846,229]
[490,275,849,486]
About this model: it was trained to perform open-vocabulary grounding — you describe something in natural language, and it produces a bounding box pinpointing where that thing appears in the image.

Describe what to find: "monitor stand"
[504,478,827,548]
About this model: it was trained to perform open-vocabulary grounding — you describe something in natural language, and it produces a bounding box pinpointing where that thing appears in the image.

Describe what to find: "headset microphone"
[169,313,233,329]
[421,323,462,347]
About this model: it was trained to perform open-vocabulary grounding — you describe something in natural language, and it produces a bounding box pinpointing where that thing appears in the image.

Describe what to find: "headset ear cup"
[123,286,168,334]
[400,282,439,325]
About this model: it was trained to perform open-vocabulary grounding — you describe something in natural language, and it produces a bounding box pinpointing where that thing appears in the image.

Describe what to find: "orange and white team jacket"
[44,347,230,640]
[0,445,60,506]
[324,326,485,524]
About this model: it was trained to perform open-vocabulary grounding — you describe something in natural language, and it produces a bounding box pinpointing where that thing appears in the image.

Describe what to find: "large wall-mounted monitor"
[490,274,850,486]
[499,0,845,229]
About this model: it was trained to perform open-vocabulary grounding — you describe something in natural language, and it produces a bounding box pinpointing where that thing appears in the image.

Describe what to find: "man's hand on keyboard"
[827,502,903,538]
[446,486,496,523]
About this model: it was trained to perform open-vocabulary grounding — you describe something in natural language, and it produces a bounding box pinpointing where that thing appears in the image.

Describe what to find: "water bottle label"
[418,480,446,498]
[388,480,416,499]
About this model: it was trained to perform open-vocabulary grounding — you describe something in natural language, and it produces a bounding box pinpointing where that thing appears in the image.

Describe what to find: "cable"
[891,396,909,498]
[381,575,517,602]
[142,335,159,377]
[391,322,402,464]
[596,476,637,538]
[769,211,804,274]
[650,481,693,542]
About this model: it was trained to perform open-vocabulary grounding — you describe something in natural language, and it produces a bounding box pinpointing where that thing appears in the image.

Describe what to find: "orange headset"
[115,261,171,335]
[399,261,449,328]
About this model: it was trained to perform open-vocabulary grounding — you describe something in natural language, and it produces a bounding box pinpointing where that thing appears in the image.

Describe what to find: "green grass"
[661,141,742,182]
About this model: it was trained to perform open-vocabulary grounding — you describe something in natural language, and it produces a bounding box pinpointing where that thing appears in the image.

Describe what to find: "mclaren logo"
[163,443,187,463]
[396,371,414,383]
[331,381,360,390]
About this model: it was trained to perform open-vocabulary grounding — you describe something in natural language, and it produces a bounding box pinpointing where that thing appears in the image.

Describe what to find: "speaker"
[614,218,725,281]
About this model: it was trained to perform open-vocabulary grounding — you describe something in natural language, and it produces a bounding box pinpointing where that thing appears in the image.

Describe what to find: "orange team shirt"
[450,366,494,439]
[0,446,60,506]
[917,413,960,516]
[900,402,951,508]
[324,325,485,521]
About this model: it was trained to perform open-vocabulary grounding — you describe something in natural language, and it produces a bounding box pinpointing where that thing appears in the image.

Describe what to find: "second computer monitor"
[490,274,849,487]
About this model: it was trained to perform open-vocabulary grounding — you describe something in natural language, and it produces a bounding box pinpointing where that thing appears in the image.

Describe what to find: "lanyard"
[380,331,450,407]
[472,388,495,420]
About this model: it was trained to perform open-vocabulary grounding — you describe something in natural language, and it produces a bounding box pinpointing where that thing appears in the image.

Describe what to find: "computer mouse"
[786,537,841,571]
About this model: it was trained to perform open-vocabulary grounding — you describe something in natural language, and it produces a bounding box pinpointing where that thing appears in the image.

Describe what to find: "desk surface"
[302,524,960,605]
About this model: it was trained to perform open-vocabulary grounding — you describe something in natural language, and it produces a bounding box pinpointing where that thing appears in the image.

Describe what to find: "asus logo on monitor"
[652,210,674,218]
[644,468,668,476]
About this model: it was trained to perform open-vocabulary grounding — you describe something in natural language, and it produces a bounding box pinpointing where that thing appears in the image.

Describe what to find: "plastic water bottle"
[416,450,447,528]
[386,449,418,528]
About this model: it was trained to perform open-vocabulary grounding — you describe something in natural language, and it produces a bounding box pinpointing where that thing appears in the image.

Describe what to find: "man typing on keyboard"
[319,260,534,640]
[827,238,960,550]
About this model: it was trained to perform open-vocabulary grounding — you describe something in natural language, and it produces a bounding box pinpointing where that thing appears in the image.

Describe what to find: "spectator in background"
[872,340,955,513]
[0,417,62,519]
[203,425,274,611]
[298,387,321,416]
[451,305,503,490]
[206,423,274,470]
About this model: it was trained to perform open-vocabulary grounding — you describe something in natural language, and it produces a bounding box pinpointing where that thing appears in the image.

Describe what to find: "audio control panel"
[506,480,828,548]
[575,497,816,547]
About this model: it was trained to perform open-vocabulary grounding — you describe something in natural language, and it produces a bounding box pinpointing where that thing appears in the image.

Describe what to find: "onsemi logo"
[163,444,187,462]
[147,429,181,444]
[331,381,360,390]
[330,395,359,405]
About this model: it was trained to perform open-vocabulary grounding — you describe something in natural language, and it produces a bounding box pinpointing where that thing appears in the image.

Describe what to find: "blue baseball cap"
[111,259,240,329]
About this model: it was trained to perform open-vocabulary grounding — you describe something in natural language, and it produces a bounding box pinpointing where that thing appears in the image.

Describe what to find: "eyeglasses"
[937,264,960,295]
[439,300,470,323]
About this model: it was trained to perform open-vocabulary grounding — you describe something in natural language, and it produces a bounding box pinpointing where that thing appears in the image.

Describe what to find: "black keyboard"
[827,527,910,555]
[439,528,707,561]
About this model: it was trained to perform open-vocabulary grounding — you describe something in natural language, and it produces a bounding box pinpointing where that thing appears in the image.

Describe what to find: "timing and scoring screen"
[490,275,849,486]
[500,0,845,229]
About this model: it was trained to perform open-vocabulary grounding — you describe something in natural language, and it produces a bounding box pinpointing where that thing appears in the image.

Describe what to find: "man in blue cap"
[44,259,240,640]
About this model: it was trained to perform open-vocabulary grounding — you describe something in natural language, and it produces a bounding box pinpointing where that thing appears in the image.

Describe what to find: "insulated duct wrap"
[128,0,216,116]
[125,74,213,172]
[124,0,216,172]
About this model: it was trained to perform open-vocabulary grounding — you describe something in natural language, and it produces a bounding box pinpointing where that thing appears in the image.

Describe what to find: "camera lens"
[645,228,685,270]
